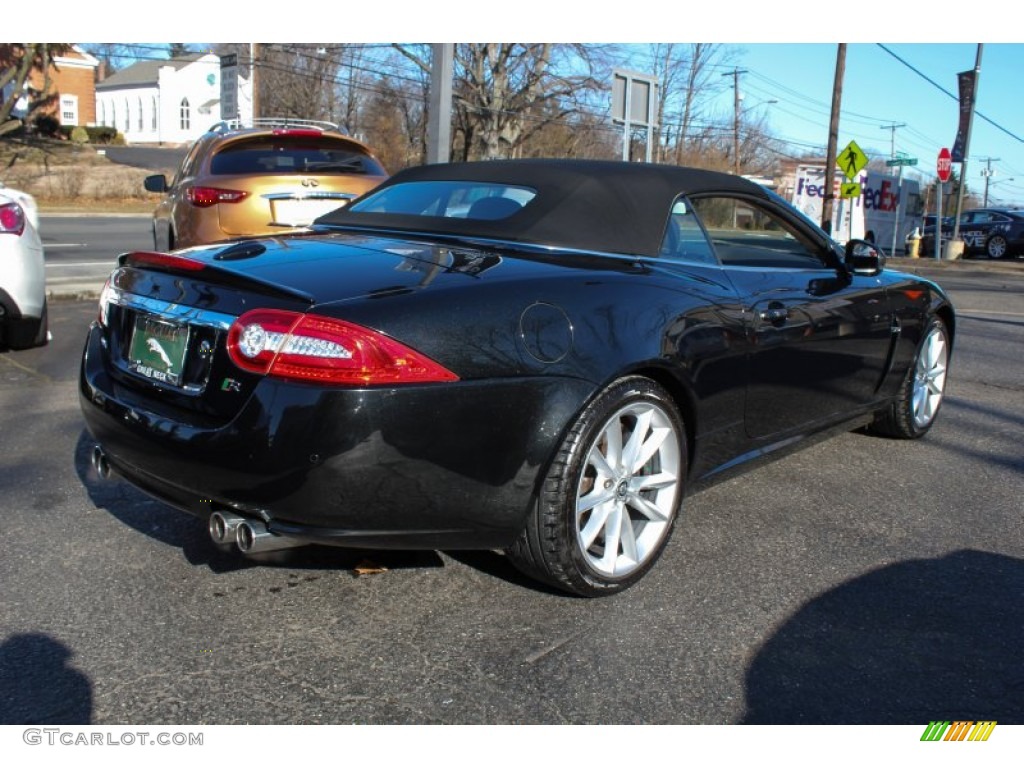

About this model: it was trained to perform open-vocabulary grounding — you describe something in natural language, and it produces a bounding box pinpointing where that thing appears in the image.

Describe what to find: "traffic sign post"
[936,148,952,260]
[937,147,952,183]
[838,140,868,180]
[886,157,918,167]
[840,182,862,198]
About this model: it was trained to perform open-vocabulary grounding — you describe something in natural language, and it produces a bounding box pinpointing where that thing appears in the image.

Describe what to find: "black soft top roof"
[316,159,772,257]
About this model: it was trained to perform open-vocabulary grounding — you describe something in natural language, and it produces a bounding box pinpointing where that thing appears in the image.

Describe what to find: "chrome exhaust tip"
[235,519,305,555]
[208,510,247,546]
[91,445,112,480]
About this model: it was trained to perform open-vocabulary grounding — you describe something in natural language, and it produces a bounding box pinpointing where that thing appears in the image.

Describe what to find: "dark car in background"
[82,159,954,596]
[921,207,1024,259]
[144,118,388,250]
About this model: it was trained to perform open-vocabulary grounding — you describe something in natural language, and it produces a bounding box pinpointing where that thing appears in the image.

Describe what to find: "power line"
[876,44,1024,146]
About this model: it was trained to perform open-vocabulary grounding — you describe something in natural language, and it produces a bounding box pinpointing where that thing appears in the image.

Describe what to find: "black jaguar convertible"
[80,160,954,596]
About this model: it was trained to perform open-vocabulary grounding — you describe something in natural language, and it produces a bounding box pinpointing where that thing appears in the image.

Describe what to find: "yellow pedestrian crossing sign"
[838,140,868,180]
[840,182,862,198]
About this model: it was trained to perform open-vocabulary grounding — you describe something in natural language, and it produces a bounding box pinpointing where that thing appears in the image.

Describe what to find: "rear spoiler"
[117,250,315,304]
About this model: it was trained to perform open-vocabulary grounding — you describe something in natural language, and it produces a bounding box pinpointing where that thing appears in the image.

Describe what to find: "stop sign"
[937,147,952,183]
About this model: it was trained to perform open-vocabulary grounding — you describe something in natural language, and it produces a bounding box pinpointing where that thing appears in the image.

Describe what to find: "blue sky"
[721,43,1024,205]
[35,3,1024,205]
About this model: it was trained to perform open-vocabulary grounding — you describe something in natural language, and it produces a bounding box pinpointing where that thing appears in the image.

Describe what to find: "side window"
[658,199,717,264]
[172,141,204,187]
[689,196,828,269]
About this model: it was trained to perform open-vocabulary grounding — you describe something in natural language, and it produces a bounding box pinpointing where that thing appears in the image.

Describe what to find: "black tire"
[986,235,1008,260]
[506,377,687,597]
[871,317,949,439]
[4,300,48,350]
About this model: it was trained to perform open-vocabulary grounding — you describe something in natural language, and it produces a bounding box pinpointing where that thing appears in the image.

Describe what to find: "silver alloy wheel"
[987,235,1008,259]
[574,401,682,578]
[912,324,948,429]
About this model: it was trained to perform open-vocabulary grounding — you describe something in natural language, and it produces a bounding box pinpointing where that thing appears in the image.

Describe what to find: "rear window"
[348,181,536,220]
[210,137,385,176]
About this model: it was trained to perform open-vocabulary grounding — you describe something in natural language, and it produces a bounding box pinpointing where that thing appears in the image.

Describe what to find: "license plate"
[128,315,190,386]
[271,198,347,226]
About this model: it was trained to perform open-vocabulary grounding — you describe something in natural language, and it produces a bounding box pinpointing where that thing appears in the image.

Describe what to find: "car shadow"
[742,549,1024,724]
[442,550,578,597]
[73,430,444,576]
[0,633,93,724]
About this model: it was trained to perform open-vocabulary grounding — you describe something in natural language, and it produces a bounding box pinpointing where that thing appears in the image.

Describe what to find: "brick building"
[0,45,99,127]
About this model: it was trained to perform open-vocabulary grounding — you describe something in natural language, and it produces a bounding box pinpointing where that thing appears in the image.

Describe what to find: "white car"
[0,180,39,232]
[0,189,47,349]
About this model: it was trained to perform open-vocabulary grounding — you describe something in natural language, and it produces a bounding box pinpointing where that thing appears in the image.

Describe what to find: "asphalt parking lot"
[1,264,1022,726]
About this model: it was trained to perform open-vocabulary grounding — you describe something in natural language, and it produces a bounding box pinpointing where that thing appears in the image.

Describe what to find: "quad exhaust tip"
[235,519,306,554]
[209,510,305,555]
[208,510,246,546]
[91,445,112,480]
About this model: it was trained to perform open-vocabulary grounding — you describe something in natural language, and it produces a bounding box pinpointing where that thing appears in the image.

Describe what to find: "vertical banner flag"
[951,70,976,163]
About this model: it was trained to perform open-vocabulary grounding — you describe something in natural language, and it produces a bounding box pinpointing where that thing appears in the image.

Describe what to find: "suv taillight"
[0,202,25,235]
[226,309,459,386]
[187,186,248,208]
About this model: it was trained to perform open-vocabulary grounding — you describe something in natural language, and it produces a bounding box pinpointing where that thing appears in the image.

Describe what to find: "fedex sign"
[864,179,900,212]
[790,164,921,247]
[794,174,861,205]
[794,174,898,211]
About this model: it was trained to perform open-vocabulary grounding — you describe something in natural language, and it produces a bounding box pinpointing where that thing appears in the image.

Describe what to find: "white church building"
[95,52,251,144]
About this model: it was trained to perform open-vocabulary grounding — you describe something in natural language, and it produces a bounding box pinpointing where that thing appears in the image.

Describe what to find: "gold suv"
[144,119,388,250]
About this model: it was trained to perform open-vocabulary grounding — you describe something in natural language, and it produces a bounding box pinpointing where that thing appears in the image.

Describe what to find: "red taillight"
[186,186,248,208]
[124,251,207,272]
[226,309,459,386]
[98,277,114,326]
[0,202,25,236]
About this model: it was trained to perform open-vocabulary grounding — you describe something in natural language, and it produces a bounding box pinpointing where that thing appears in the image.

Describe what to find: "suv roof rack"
[207,117,344,134]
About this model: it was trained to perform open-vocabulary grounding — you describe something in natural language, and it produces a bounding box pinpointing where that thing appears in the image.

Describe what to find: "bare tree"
[167,44,197,61]
[0,44,72,138]
[737,111,784,176]
[672,44,732,166]
[396,43,606,162]
[253,44,344,123]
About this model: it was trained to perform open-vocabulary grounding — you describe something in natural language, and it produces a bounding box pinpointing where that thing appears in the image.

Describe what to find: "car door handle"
[759,307,788,324]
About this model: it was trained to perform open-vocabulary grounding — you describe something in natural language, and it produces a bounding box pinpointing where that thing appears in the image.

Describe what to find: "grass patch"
[2,136,166,212]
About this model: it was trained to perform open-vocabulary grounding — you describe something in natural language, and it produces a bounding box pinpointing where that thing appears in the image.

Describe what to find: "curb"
[888,257,1024,277]
[49,288,102,302]
[40,211,151,219]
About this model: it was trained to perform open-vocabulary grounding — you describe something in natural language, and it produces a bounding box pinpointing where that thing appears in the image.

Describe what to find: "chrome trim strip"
[261,192,358,201]
[105,286,236,330]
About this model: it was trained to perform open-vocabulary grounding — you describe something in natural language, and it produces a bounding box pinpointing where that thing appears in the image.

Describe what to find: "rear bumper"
[79,323,593,549]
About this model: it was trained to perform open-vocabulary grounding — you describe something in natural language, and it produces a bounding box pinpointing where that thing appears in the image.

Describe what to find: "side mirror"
[144,174,168,194]
[845,239,885,276]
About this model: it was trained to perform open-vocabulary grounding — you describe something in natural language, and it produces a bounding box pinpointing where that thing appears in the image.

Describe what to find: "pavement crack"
[522,633,579,665]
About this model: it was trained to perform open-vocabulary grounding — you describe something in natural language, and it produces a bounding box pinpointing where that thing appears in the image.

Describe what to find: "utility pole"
[821,44,846,236]
[879,122,905,175]
[979,156,1000,206]
[952,44,983,247]
[250,43,261,123]
[722,68,747,175]
[426,44,453,165]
